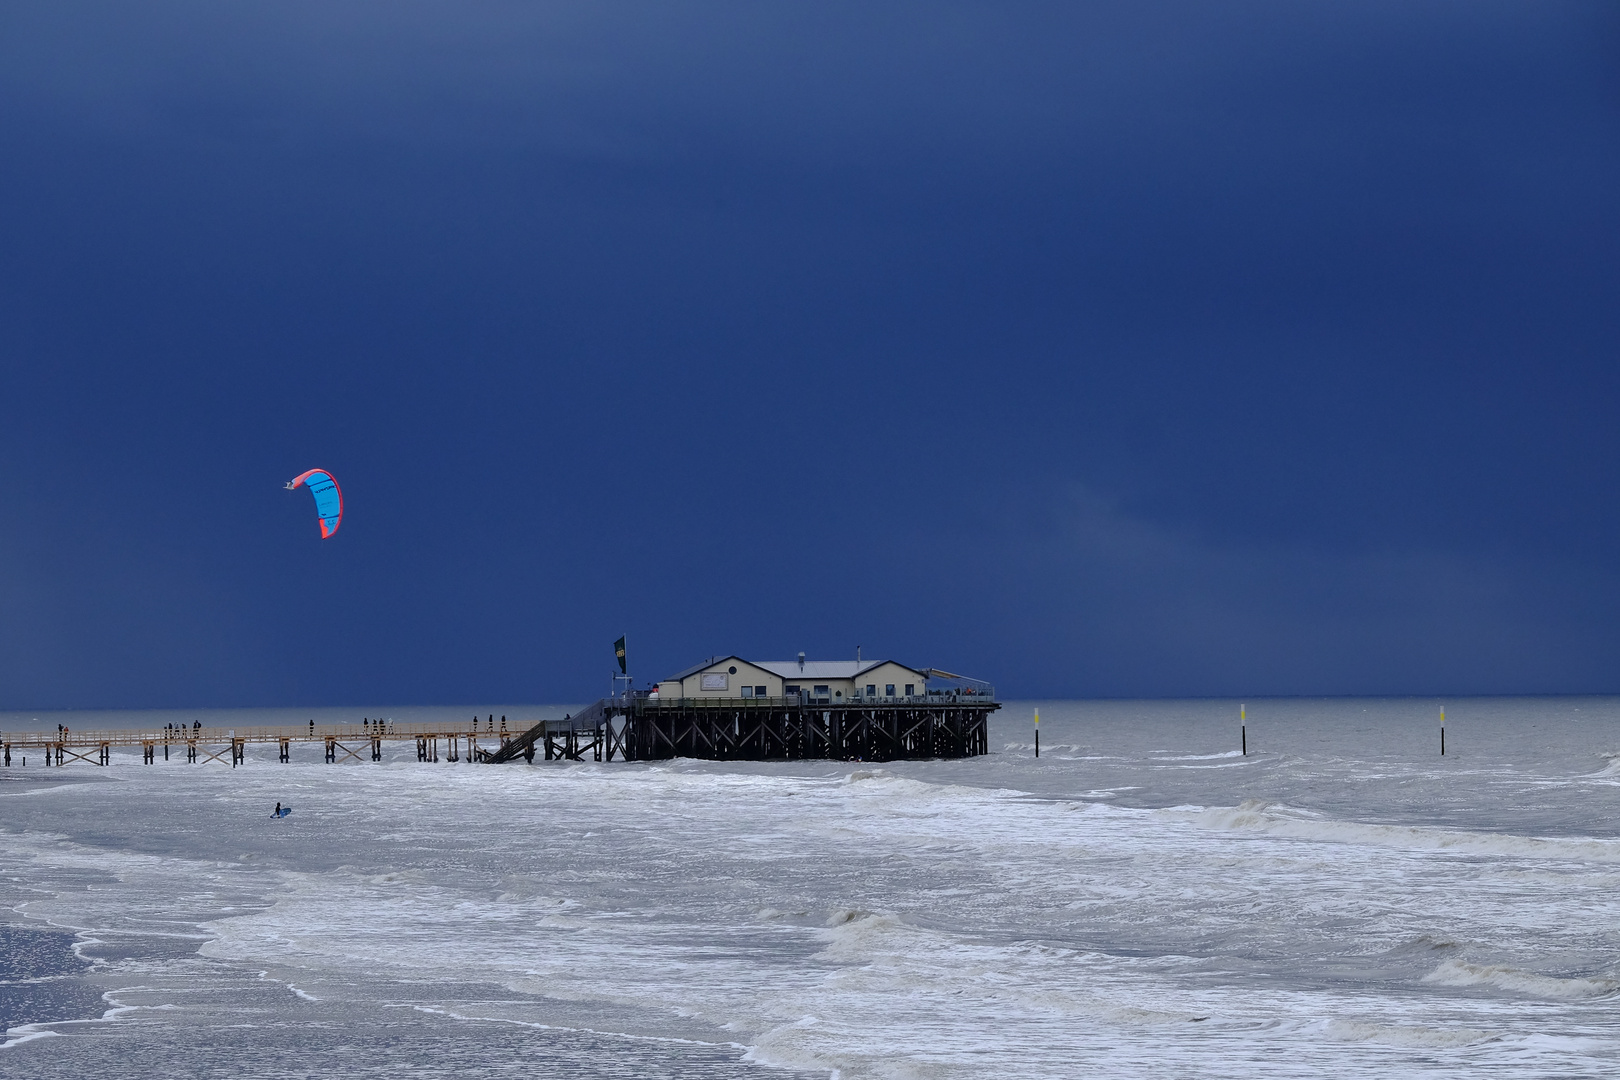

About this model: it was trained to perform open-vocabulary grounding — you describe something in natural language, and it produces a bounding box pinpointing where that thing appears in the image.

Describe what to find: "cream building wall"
[656,657,782,698]
[777,676,856,701]
[655,658,930,702]
[848,662,925,700]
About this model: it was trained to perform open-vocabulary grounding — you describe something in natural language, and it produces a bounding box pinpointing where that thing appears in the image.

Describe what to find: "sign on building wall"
[701,673,728,691]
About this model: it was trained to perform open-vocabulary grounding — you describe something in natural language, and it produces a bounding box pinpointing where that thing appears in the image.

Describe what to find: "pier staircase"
[479,699,613,763]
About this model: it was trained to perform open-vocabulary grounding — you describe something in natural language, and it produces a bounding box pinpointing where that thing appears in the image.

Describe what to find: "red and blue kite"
[286,469,343,538]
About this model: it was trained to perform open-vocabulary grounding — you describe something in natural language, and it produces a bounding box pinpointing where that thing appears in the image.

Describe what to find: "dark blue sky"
[2,2,1617,707]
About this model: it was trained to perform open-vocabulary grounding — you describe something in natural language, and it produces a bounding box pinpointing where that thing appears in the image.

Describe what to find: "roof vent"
[798,651,805,672]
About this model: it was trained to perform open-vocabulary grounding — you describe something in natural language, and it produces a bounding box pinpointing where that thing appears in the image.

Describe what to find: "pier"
[2,716,542,769]
[2,690,998,768]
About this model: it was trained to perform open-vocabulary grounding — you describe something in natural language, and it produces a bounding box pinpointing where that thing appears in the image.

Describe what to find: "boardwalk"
[2,715,568,768]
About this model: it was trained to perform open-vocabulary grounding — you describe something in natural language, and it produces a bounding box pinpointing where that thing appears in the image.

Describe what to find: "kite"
[285,469,343,538]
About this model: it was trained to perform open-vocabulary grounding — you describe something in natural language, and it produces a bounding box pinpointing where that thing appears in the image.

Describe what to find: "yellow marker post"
[1034,708,1040,758]
[1241,703,1247,756]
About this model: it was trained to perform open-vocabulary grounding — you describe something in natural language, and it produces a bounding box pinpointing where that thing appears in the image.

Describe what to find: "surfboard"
[276,807,292,818]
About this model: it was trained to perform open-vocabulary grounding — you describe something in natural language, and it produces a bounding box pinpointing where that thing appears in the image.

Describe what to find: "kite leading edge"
[285,469,343,538]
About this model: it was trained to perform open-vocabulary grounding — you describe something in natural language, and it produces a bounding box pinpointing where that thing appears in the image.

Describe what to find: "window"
[904,684,914,697]
[885,684,896,697]
[755,686,767,697]
[701,673,728,691]
[740,685,754,698]
[813,685,829,700]
[786,685,801,696]
[865,684,876,699]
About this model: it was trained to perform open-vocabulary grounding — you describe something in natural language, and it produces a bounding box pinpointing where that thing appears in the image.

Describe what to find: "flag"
[614,635,627,674]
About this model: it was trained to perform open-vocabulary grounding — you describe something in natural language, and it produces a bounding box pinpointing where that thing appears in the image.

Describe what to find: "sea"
[0,697,1617,1079]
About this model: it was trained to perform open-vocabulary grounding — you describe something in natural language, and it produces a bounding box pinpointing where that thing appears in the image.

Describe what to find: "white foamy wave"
[0,1025,61,1049]
[1153,750,1245,761]
[1315,1018,1498,1047]
[1423,958,1619,999]
[1587,754,1620,779]
[1,1000,143,1050]
[834,771,1009,806]
[817,909,913,960]
[1191,799,1620,863]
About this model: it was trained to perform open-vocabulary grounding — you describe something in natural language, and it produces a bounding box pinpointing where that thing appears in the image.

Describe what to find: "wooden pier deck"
[487,693,999,765]
[4,693,999,768]
[1,715,591,768]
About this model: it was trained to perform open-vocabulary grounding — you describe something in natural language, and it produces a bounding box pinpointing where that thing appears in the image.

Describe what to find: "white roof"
[752,660,923,681]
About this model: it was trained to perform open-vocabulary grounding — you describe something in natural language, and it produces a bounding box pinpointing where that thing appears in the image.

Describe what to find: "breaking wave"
[1588,754,1620,779]
[1191,799,1620,863]
[1315,1018,1498,1047]
[1423,959,1619,999]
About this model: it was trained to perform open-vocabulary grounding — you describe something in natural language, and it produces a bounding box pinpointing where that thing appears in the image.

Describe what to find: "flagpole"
[612,635,630,701]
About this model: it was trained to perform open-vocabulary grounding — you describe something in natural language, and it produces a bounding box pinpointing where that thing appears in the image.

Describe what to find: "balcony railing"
[636,687,995,709]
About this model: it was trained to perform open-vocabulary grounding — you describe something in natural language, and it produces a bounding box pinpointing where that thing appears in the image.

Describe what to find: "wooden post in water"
[1241,703,1246,756]
[1440,706,1445,756]
[1034,708,1039,758]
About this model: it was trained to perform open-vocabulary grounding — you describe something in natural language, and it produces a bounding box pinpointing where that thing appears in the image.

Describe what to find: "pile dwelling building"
[488,654,999,764]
